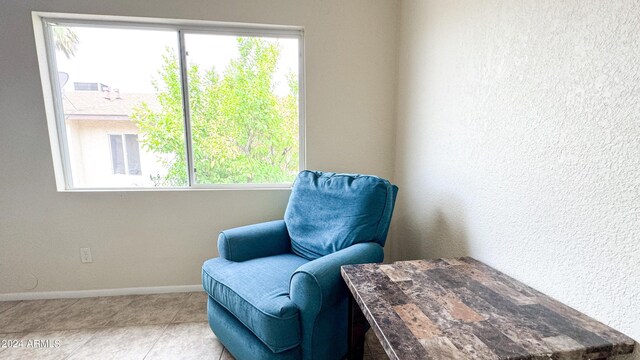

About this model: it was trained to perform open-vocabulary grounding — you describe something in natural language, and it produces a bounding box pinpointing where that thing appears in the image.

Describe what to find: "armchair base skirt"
[208,296,301,360]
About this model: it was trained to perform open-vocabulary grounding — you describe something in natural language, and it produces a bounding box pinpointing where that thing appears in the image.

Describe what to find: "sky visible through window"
[55,26,299,96]
[51,23,301,188]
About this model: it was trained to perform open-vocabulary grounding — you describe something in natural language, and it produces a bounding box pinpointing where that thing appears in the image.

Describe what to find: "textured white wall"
[393,0,639,354]
[0,0,399,294]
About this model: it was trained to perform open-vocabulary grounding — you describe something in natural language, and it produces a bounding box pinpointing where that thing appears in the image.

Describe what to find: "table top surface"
[341,257,634,360]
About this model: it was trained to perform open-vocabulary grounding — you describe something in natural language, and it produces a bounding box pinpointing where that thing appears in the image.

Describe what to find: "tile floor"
[0,292,388,360]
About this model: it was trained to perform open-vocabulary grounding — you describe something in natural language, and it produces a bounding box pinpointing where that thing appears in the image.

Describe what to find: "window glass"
[125,134,142,175]
[43,18,302,189]
[51,24,186,188]
[109,135,125,175]
[183,34,300,185]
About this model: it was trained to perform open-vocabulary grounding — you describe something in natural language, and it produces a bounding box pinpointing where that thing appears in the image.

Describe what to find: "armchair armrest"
[289,242,384,315]
[217,220,291,262]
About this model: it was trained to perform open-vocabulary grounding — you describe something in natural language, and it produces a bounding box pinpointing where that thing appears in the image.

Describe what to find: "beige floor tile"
[0,329,95,360]
[0,301,20,315]
[106,293,190,327]
[171,292,208,323]
[40,295,137,331]
[0,299,79,333]
[363,354,391,360]
[220,347,235,360]
[364,341,371,355]
[144,322,223,360]
[366,329,386,355]
[67,324,167,360]
[0,333,27,355]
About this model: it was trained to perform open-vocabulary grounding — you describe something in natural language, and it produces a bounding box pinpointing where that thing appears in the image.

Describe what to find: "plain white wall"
[392,0,639,354]
[0,0,399,294]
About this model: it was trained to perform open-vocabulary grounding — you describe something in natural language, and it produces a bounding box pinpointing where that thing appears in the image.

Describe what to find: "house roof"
[62,91,161,117]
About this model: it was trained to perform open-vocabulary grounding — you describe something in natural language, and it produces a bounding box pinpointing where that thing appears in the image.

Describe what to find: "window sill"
[57,184,293,192]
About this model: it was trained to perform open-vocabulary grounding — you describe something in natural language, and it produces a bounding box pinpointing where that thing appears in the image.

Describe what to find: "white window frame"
[32,12,306,191]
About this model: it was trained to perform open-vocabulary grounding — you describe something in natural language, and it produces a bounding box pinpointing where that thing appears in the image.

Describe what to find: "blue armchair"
[202,171,398,360]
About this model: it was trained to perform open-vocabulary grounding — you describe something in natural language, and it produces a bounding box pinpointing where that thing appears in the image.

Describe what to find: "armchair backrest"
[284,170,398,260]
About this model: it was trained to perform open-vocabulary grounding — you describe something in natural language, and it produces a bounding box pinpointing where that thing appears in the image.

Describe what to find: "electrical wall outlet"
[80,248,93,263]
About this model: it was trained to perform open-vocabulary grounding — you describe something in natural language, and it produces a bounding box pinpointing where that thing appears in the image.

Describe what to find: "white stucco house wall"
[62,88,169,188]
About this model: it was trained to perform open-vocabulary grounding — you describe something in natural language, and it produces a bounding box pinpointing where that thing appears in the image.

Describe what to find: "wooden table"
[341,257,635,360]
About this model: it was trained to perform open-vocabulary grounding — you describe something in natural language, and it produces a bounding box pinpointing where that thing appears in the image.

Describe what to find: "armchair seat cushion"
[202,253,308,353]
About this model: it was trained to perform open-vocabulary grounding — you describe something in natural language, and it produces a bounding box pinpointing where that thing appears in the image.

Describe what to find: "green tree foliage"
[132,38,299,186]
[52,26,80,59]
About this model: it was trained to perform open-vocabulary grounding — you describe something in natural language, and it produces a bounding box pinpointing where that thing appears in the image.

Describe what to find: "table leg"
[347,292,367,360]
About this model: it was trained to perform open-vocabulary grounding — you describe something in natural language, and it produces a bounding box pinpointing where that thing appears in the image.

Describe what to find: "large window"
[35,14,304,190]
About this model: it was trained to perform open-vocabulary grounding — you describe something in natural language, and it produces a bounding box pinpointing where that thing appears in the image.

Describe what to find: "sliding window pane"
[125,134,142,175]
[183,34,300,185]
[51,24,187,188]
[109,135,125,175]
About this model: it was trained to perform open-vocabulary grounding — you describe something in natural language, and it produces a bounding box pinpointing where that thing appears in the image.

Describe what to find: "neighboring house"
[62,86,167,188]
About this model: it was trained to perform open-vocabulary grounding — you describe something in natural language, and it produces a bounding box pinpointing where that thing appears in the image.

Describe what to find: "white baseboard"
[0,285,204,301]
